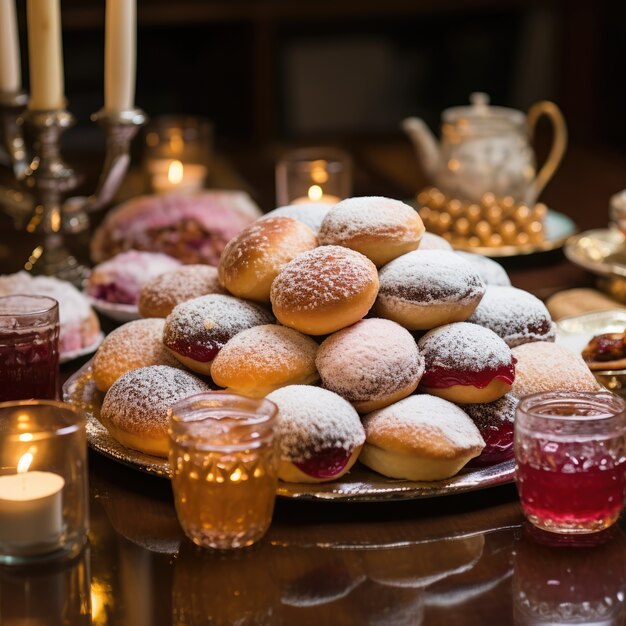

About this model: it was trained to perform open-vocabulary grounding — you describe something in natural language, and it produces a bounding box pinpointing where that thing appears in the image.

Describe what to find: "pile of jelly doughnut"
[94,196,600,483]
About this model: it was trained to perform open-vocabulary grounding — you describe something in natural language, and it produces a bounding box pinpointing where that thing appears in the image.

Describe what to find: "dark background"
[9,0,626,150]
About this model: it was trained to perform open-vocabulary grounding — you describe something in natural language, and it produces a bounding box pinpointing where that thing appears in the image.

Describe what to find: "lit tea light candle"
[292,185,340,205]
[0,451,64,552]
[149,159,207,194]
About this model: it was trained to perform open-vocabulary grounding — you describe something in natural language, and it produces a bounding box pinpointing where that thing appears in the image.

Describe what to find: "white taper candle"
[105,0,136,111]
[0,0,21,93]
[26,0,65,110]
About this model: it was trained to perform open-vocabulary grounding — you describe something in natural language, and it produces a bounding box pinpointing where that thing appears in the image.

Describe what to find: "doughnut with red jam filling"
[163,294,274,375]
[462,393,518,468]
[417,322,515,404]
[266,385,365,483]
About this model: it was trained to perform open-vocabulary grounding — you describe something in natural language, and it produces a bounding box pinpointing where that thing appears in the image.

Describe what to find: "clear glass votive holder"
[143,115,213,194]
[0,546,91,624]
[168,392,279,550]
[0,401,89,565]
[515,391,626,535]
[275,146,352,207]
[0,295,60,402]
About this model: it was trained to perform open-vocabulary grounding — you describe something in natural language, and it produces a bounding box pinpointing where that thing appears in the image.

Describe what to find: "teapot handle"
[526,101,568,205]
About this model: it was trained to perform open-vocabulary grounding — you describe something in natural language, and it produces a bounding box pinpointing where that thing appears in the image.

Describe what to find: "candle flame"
[167,160,184,185]
[17,452,33,474]
[307,185,323,202]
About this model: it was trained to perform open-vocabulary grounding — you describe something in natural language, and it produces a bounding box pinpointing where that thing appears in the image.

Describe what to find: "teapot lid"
[442,92,525,126]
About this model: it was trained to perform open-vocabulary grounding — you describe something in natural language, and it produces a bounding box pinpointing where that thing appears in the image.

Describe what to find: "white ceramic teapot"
[402,93,567,205]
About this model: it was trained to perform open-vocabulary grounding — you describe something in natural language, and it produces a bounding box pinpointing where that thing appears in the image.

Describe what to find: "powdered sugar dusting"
[270,246,377,312]
[266,385,365,462]
[463,393,518,428]
[87,250,181,304]
[378,250,485,305]
[261,203,332,234]
[219,216,316,281]
[93,318,180,388]
[467,286,555,347]
[363,395,484,454]
[511,342,601,397]
[455,251,511,286]
[319,196,421,244]
[418,322,513,372]
[212,324,318,380]
[101,365,210,437]
[139,265,224,317]
[418,232,453,251]
[163,294,274,346]
[316,318,424,404]
[0,271,94,325]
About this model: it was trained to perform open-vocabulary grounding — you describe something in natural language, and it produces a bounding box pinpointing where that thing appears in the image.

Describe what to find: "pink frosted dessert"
[0,272,101,356]
[87,250,181,306]
[90,191,262,265]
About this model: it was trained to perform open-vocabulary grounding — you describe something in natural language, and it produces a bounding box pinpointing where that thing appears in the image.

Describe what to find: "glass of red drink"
[0,295,60,402]
[515,391,626,534]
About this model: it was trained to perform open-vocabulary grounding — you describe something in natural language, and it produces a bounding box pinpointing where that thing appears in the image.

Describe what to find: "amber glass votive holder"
[0,401,89,565]
[515,391,626,535]
[168,392,279,550]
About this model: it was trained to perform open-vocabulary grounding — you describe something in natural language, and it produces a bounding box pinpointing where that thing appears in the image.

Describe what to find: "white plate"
[87,297,141,322]
[60,332,104,364]
[555,308,626,353]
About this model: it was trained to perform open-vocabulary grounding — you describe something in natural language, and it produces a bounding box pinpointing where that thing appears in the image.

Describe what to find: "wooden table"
[2,139,626,625]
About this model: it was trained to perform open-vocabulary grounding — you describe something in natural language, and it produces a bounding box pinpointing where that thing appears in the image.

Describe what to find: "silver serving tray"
[63,361,515,502]
[563,227,626,277]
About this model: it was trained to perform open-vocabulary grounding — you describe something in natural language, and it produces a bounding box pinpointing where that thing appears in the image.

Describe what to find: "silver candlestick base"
[0,91,146,286]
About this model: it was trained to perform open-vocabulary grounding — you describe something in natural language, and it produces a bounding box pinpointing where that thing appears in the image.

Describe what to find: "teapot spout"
[401,117,441,183]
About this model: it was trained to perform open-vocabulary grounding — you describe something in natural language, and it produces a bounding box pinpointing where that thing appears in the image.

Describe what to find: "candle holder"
[0,89,146,286]
[0,400,88,565]
[275,146,352,207]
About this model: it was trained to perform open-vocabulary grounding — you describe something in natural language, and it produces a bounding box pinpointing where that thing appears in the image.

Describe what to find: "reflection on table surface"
[3,450,620,625]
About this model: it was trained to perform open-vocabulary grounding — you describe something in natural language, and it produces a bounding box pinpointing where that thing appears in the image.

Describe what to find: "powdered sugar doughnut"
[318,197,425,267]
[376,251,485,330]
[463,393,518,468]
[101,365,211,457]
[418,322,515,404]
[266,385,365,483]
[270,246,379,335]
[511,342,601,398]
[261,203,332,234]
[360,395,485,481]
[316,318,424,413]
[218,216,317,302]
[455,251,511,287]
[0,271,101,356]
[93,318,181,392]
[138,265,225,318]
[467,286,555,348]
[418,232,453,251]
[210,324,319,397]
[163,294,274,375]
[87,250,181,305]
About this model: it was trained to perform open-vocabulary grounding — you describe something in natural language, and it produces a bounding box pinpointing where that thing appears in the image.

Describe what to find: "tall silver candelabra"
[0,90,146,285]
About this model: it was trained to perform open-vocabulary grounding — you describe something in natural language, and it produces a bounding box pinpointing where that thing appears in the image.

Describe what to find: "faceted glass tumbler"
[169,392,279,550]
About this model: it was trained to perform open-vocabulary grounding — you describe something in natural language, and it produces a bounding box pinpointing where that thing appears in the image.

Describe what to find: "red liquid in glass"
[0,329,59,401]
[517,457,626,529]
